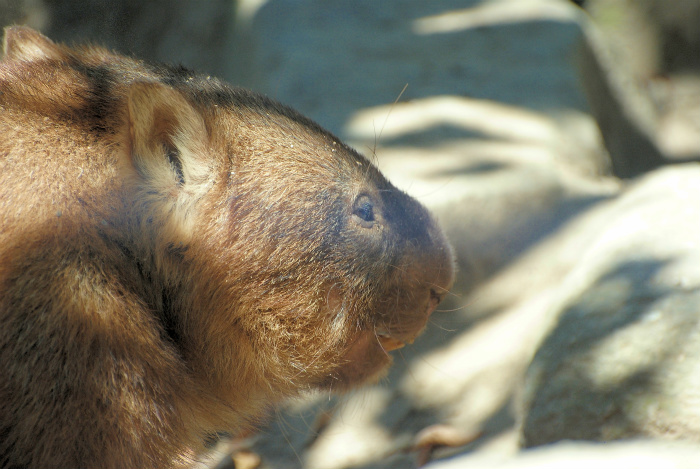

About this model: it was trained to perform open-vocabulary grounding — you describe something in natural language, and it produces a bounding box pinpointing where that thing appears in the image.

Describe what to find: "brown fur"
[0,27,454,469]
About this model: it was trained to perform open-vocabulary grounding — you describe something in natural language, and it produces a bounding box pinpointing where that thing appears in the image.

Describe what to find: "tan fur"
[0,27,454,469]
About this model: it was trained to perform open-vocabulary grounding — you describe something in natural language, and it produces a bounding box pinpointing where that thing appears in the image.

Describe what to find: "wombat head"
[145,76,456,399]
[2,27,455,405]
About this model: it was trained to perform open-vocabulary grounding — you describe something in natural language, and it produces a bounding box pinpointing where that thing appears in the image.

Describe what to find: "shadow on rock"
[521,256,700,446]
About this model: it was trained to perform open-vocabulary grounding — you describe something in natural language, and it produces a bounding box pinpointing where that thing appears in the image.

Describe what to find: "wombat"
[0,27,454,469]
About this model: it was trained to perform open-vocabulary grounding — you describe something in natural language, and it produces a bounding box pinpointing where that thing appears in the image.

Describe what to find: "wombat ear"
[126,81,211,193]
[2,26,63,62]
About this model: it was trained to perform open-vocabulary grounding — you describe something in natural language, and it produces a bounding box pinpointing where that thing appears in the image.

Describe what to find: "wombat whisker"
[411,177,456,200]
[426,319,458,333]
[274,406,311,438]
[425,278,461,296]
[434,304,469,313]
[376,83,408,150]
[412,356,452,383]
[443,289,463,299]
[363,83,409,175]
[396,350,420,383]
[275,415,305,466]
[364,141,379,163]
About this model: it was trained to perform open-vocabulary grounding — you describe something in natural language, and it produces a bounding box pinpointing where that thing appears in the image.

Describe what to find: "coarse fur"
[0,27,455,468]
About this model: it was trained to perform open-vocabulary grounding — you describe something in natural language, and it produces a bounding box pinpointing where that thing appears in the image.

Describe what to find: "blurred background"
[1,0,698,169]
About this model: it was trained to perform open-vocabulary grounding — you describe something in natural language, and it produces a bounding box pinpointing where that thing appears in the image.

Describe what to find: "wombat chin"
[0,26,455,468]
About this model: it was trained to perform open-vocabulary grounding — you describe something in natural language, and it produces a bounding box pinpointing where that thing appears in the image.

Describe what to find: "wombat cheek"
[329,331,393,389]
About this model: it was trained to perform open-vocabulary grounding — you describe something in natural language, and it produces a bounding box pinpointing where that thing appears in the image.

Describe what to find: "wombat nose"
[427,288,445,315]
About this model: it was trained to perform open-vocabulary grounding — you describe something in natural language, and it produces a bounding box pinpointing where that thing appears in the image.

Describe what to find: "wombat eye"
[353,195,375,225]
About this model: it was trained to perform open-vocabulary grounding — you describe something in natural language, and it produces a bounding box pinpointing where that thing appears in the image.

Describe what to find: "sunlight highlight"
[412,0,578,35]
[345,96,564,145]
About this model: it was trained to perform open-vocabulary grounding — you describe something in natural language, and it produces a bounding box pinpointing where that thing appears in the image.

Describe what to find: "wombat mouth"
[377,334,406,352]
[375,287,446,352]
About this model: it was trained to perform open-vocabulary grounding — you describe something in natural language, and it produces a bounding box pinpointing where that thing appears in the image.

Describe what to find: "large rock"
[521,165,700,447]
[575,0,700,75]
[571,0,700,173]
[426,440,700,469]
